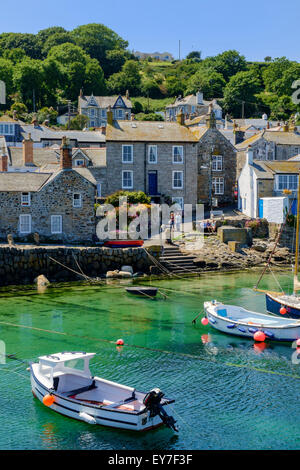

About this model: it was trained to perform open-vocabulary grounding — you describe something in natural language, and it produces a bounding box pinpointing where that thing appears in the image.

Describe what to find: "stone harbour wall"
[0,245,160,286]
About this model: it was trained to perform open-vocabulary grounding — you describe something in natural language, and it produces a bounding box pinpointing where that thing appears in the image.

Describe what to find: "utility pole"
[67,100,71,130]
[179,40,181,61]
[242,101,245,119]
[33,89,36,113]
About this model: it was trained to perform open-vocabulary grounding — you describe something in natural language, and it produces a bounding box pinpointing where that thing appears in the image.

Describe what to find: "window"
[73,193,82,208]
[173,146,183,164]
[0,124,14,135]
[148,145,157,163]
[97,182,102,198]
[173,171,183,189]
[101,109,106,118]
[122,170,133,189]
[276,174,298,190]
[172,197,184,209]
[74,159,85,167]
[122,145,133,163]
[19,215,31,233]
[90,121,95,127]
[116,109,123,119]
[21,192,31,206]
[212,177,224,195]
[51,215,62,234]
[90,108,95,116]
[212,155,223,171]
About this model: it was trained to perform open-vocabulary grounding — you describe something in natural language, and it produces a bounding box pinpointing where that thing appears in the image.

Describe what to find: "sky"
[0,0,299,62]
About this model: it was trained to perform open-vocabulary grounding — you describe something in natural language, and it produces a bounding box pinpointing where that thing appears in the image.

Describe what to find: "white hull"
[204,301,300,342]
[30,364,173,431]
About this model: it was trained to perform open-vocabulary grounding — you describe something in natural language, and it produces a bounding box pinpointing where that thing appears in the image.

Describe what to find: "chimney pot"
[22,135,34,166]
[0,147,8,172]
[60,137,72,169]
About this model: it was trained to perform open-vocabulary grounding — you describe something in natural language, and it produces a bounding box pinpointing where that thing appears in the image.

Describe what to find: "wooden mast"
[293,171,300,294]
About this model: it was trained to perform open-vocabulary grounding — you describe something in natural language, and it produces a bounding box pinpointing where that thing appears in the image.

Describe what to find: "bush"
[104,190,151,207]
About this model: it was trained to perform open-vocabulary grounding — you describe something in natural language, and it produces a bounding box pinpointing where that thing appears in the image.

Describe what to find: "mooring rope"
[1,320,300,381]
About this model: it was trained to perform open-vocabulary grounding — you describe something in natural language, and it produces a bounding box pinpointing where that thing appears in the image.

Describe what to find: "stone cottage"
[105,111,198,207]
[191,112,237,207]
[166,92,222,122]
[0,137,97,243]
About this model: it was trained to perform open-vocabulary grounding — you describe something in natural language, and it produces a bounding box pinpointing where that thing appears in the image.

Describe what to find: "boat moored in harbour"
[204,300,300,342]
[30,351,177,432]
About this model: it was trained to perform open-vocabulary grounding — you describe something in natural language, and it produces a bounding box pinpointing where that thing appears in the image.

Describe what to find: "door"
[259,199,264,218]
[148,171,158,195]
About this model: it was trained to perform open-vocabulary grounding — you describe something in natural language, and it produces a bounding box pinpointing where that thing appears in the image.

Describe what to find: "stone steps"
[159,246,198,273]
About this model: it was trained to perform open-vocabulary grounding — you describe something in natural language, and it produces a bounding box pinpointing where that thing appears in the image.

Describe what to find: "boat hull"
[126,287,158,297]
[104,240,144,248]
[266,293,300,318]
[30,367,171,431]
[204,301,300,342]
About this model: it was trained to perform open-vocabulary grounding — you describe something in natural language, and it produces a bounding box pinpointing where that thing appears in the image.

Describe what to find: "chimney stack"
[176,110,185,126]
[60,136,72,170]
[246,145,253,166]
[101,126,106,135]
[107,106,113,126]
[23,133,34,166]
[0,146,8,172]
[80,89,83,98]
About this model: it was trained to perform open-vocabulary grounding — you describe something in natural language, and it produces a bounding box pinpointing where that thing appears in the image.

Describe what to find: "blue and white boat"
[30,351,177,432]
[204,301,300,342]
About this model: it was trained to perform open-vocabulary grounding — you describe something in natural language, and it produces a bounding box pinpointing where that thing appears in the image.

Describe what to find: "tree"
[135,112,164,121]
[13,58,44,109]
[107,60,141,96]
[262,57,293,93]
[203,50,247,82]
[105,49,128,76]
[223,70,263,117]
[185,67,226,98]
[3,48,26,64]
[71,23,128,76]
[67,114,89,130]
[186,51,201,60]
[165,75,185,97]
[10,102,28,119]
[141,78,163,99]
[0,58,14,101]
[0,33,40,59]
[42,32,75,56]
[84,59,106,96]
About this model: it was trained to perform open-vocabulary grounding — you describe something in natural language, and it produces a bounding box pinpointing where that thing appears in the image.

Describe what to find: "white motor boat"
[204,301,300,342]
[30,351,177,432]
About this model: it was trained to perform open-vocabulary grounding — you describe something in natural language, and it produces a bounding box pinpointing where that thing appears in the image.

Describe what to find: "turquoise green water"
[0,270,300,450]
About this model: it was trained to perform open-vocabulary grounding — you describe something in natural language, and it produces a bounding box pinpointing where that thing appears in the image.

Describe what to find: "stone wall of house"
[269,223,296,251]
[0,170,96,243]
[0,245,159,286]
[106,141,198,205]
[197,128,236,205]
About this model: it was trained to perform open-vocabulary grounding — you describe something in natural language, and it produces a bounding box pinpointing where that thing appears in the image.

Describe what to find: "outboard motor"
[143,388,178,432]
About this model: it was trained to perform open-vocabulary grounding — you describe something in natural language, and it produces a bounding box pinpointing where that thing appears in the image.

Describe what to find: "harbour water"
[0,270,300,450]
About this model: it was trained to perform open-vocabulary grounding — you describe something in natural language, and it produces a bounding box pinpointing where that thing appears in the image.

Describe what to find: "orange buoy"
[201,318,209,326]
[280,307,287,315]
[254,331,266,342]
[116,339,124,346]
[43,394,55,407]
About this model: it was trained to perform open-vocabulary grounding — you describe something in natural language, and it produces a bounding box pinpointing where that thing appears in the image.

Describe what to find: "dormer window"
[21,192,31,206]
[74,159,85,167]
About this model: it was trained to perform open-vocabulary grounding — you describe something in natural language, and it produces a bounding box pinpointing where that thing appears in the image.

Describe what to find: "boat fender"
[264,330,274,339]
[238,327,246,333]
[227,324,235,329]
[248,328,258,334]
[79,412,97,424]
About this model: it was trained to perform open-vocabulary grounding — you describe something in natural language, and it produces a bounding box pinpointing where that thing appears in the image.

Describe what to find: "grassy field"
[132,96,174,112]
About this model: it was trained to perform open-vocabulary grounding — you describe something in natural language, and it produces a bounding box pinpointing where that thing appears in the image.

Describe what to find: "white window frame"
[122,170,133,189]
[172,197,184,210]
[148,145,157,164]
[276,174,298,191]
[172,146,184,164]
[73,193,82,208]
[122,145,133,163]
[172,170,184,189]
[51,215,62,234]
[97,182,102,198]
[212,155,223,171]
[21,192,31,206]
[19,214,31,234]
[212,177,224,195]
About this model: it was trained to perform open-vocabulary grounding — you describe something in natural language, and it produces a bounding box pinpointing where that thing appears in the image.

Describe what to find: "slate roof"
[8,147,106,169]
[79,95,132,110]
[106,121,198,142]
[0,172,52,191]
[252,160,300,179]
[236,130,300,150]
[166,95,215,109]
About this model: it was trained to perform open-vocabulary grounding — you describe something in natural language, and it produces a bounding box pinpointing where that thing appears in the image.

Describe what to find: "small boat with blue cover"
[204,301,300,342]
